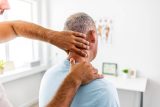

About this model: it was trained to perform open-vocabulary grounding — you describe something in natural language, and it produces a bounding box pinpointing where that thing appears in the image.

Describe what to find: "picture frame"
[102,62,118,76]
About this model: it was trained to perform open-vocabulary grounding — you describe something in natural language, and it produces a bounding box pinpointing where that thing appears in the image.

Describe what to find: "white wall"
[48,0,160,107]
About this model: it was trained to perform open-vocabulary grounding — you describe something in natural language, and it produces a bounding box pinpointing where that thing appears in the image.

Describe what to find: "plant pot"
[122,73,130,78]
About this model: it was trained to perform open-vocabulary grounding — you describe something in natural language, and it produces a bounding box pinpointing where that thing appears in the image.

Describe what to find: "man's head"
[64,12,98,62]
[0,0,10,15]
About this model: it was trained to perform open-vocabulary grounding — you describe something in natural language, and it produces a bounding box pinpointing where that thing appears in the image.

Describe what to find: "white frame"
[102,62,118,76]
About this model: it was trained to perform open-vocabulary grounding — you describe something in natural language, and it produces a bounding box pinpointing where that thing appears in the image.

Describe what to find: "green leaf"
[123,69,129,74]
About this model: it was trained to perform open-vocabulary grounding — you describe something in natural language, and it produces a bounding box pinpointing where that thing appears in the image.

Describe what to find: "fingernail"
[70,58,73,62]
[88,41,90,45]
[82,34,86,37]
[84,34,87,37]
[85,53,88,57]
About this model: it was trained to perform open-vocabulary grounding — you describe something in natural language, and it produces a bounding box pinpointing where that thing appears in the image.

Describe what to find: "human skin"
[0,20,90,57]
[46,29,102,107]
[47,12,102,107]
[47,58,103,107]
[0,1,102,107]
[0,0,10,14]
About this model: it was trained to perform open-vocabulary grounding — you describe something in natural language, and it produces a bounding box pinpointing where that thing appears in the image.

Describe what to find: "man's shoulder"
[80,78,119,101]
[75,78,117,99]
[81,78,116,93]
[47,59,70,73]
[72,78,120,107]
[43,59,70,80]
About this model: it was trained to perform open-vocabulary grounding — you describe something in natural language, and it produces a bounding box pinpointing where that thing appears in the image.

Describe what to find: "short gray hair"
[64,12,96,34]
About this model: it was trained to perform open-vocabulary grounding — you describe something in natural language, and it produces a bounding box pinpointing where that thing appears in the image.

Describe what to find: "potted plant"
[0,60,5,74]
[122,69,129,78]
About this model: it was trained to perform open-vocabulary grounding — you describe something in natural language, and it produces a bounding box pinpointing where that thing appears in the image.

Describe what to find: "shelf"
[104,75,147,92]
[0,65,50,83]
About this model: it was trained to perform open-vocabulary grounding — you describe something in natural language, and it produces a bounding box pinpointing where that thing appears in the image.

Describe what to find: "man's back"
[39,59,120,107]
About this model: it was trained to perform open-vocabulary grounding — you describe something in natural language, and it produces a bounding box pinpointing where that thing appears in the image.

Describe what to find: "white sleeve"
[0,84,13,107]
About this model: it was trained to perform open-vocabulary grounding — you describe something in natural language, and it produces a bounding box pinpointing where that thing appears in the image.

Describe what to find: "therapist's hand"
[69,58,103,85]
[46,58,102,107]
[48,31,89,57]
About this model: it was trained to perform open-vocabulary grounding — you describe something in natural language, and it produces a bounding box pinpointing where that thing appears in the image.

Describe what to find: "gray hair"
[64,12,96,34]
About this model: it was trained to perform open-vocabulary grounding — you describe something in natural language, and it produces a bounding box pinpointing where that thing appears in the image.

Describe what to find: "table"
[104,75,147,107]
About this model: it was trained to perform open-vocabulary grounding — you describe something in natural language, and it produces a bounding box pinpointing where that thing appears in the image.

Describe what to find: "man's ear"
[88,30,96,43]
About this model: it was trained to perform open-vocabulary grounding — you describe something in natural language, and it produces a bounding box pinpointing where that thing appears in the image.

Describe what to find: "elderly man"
[39,12,120,107]
[0,0,103,107]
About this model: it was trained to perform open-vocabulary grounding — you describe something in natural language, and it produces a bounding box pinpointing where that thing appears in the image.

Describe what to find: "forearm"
[0,21,16,43]
[0,20,56,43]
[12,20,57,42]
[47,74,81,107]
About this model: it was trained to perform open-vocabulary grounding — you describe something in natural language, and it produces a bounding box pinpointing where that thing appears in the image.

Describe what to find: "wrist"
[66,72,82,86]
[45,29,59,45]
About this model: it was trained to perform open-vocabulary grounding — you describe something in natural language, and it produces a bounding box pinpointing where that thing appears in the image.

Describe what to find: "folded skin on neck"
[68,51,90,63]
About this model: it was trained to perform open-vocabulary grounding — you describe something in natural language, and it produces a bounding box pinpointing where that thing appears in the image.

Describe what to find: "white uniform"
[0,83,13,107]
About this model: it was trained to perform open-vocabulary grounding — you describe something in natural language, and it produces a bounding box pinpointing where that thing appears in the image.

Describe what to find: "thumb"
[70,58,75,66]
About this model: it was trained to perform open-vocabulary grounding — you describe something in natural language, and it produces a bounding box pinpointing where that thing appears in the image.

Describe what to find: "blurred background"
[0,0,160,107]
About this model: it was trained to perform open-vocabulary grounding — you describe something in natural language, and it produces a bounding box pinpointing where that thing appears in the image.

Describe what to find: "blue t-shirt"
[39,59,120,107]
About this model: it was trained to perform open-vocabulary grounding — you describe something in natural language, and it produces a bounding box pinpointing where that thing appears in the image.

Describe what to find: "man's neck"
[68,52,89,63]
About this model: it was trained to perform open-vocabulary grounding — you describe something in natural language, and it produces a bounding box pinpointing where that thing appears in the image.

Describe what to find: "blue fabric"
[39,59,120,107]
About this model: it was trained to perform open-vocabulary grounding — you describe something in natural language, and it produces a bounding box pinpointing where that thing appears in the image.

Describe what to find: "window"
[0,44,6,60]
[0,0,40,68]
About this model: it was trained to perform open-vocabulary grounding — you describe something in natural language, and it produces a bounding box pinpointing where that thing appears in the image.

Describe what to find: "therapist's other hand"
[69,58,103,85]
[48,31,89,57]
